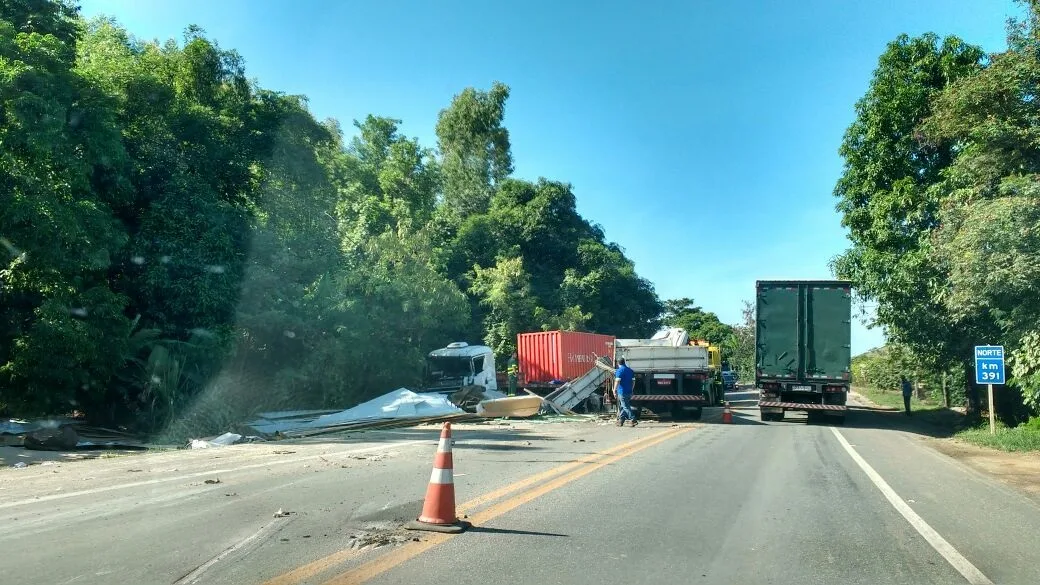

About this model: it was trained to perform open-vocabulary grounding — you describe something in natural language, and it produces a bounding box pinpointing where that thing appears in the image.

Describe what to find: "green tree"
[660,298,734,346]
[0,6,663,433]
[435,82,513,224]
[921,1,1040,419]
[730,301,756,379]
[0,1,132,414]
[832,32,987,414]
[331,115,440,254]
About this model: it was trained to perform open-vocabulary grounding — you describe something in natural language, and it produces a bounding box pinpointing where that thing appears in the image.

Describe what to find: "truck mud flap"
[758,401,846,411]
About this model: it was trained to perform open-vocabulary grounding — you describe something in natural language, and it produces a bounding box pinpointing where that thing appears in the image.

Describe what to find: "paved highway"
[2,391,1039,585]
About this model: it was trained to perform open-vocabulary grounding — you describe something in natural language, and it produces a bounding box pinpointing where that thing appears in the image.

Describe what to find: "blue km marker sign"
[974,345,1005,385]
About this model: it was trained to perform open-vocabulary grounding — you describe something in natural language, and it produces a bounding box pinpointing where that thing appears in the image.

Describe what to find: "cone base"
[405,519,471,534]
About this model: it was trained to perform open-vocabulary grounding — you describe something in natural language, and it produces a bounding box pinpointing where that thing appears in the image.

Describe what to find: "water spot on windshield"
[131,256,146,265]
[0,237,21,258]
[283,330,296,339]
[69,307,89,318]
[205,264,226,274]
[160,255,172,264]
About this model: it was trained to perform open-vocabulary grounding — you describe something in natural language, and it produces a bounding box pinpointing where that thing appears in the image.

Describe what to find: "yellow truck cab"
[691,340,725,404]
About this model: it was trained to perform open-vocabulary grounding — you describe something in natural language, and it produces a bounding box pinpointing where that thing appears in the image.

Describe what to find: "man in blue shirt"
[614,358,637,427]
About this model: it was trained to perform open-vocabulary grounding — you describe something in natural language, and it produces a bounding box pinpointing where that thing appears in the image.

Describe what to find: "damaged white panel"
[244,389,465,435]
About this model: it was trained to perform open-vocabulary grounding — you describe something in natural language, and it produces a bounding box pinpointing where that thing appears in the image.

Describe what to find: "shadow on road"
[841,405,966,438]
[717,386,969,437]
[467,526,568,537]
[453,442,545,452]
[299,427,563,446]
[730,410,768,425]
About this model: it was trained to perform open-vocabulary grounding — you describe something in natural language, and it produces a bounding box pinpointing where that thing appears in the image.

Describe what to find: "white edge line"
[1,439,429,510]
[829,427,994,585]
[174,519,285,584]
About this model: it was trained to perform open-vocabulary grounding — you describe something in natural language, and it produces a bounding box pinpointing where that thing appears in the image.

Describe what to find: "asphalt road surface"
[2,391,1039,585]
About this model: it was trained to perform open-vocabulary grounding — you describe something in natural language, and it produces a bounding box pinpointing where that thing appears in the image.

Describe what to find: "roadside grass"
[955,419,1040,452]
[854,385,937,411]
[853,385,969,434]
[857,385,1040,451]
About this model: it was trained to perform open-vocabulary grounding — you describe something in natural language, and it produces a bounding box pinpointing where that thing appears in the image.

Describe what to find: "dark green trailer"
[755,280,852,423]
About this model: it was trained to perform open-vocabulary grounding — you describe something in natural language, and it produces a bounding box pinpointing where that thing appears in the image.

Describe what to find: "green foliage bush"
[0,2,663,436]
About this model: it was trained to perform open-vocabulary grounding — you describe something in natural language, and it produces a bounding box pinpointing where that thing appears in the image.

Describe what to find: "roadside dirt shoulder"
[930,438,1040,502]
[851,390,1040,502]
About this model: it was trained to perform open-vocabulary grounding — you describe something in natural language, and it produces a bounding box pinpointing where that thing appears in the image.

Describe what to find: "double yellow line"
[263,426,692,585]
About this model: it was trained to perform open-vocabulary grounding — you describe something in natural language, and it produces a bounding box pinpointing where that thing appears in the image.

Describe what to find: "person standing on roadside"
[614,358,637,427]
[901,376,913,416]
[506,353,519,396]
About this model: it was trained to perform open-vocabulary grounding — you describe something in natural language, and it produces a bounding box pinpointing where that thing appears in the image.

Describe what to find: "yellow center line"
[260,426,691,585]
[457,428,678,514]
[322,426,692,585]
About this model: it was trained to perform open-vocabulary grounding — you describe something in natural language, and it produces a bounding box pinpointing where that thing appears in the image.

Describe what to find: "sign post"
[974,345,1005,434]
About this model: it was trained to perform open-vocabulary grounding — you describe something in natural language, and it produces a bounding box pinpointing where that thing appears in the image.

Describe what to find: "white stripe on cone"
[429,467,453,484]
[437,438,452,453]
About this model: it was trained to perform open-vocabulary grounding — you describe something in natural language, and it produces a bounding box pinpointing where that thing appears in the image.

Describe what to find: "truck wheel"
[760,410,771,422]
[689,407,703,420]
[834,415,846,426]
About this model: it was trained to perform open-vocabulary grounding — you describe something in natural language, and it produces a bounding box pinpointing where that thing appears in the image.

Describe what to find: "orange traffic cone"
[406,422,470,533]
[722,402,733,424]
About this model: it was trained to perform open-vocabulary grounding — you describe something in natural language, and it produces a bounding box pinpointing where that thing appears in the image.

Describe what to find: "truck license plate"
[792,385,813,392]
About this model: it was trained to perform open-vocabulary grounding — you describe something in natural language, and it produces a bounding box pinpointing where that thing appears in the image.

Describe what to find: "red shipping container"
[516,331,616,385]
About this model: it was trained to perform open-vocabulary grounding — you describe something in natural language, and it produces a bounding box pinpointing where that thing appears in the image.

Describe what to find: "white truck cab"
[424,342,498,394]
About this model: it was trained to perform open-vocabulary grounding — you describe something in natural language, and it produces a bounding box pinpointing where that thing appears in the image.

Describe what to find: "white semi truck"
[423,342,498,395]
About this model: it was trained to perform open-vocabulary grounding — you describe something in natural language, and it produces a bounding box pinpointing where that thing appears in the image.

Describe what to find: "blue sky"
[80,0,1022,354]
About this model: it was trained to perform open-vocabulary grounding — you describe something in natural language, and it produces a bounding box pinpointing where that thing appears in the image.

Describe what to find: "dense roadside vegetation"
[1,0,692,435]
[837,0,1040,431]
[659,298,754,378]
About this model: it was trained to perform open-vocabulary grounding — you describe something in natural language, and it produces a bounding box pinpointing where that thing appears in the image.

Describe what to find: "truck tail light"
[824,385,846,393]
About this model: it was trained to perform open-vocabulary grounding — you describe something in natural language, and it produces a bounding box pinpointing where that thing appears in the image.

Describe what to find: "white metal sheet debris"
[244,389,466,436]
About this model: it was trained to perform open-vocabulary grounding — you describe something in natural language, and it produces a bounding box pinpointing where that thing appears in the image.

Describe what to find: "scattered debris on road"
[188,432,264,449]
[12,461,28,469]
[273,508,294,518]
[349,528,415,550]
[243,389,476,438]
[476,394,544,418]
[3,418,147,453]
[203,478,221,484]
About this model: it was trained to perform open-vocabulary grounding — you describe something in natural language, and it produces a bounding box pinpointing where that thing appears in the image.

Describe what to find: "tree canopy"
[0,0,662,435]
[835,1,1040,422]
